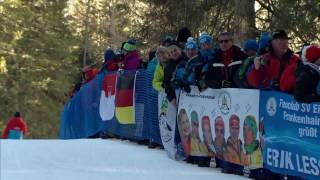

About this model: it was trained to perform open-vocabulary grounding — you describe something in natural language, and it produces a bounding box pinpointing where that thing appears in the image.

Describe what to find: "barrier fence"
[60,69,320,179]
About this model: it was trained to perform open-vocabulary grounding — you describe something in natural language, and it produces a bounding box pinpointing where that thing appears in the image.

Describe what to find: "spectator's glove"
[271,80,279,89]
[183,85,191,93]
[197,80,207,92]
[221,80,232,88]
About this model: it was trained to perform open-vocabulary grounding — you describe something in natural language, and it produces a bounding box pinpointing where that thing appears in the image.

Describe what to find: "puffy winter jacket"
[294,61,320,103]
[204,46,247,88]
[152,63,165,91]
[123,51,141,70]
[147,57,158,73]
[163,54,187,101]
[183,55,206,86]
[234,56,255,88]
[247,50,299,91]
[2,117,28,139]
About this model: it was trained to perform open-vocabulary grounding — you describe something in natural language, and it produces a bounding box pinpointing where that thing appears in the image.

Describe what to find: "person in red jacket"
[247,30,299,92]
[2,112,28,139]
[82,66,99,83]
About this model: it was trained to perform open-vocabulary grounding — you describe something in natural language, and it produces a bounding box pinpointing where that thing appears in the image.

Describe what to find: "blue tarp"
[60,70,161,144]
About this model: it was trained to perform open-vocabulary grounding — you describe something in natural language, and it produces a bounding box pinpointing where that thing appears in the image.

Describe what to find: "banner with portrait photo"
[261,91,320,180]
[177,87,261,173]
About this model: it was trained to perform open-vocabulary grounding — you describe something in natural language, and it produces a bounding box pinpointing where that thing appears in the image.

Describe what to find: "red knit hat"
[301,45,320,63]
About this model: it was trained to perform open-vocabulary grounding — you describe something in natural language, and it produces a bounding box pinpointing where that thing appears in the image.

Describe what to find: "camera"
[259,57,267,66]
[113,53,124,62]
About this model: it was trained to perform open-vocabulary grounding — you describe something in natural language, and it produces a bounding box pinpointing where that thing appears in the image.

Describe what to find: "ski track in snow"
[0,139,248,180]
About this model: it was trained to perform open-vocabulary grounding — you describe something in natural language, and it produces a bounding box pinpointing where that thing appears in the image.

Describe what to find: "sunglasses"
[219,39,231,44]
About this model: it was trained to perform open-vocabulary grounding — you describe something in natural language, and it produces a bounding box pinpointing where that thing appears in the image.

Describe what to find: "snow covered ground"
[0,139,248,180]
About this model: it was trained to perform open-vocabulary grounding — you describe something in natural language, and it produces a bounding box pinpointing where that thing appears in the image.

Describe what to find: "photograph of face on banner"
[177,87,262,169]
[201,116,215,156]
[213,116,226,159]
[177,108,191,156]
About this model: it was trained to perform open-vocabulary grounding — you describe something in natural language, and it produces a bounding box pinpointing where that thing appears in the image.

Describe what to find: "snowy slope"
[0,139,248,180]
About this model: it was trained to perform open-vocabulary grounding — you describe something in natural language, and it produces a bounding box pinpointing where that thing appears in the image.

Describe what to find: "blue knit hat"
[259,32,272,50]
[104,48,114,63]
[199,32,213,46]
[244,39,258,52]
[185,37,198,50]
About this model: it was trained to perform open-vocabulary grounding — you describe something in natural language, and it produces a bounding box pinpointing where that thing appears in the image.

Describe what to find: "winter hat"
[258,33,272,50]
[199,32,213,46]
[244,115,258,135]
[258,32,272,55]
[104,48,114,63]
[185,37,198,50]
[177,27,192,43]
[164,35,173,42]
[191,111,199,124]
[14,112,21,117]
[162,35,174,47]
[301,45,320,63]
[244,39,258,52]
[123,39,137,52]
[272,30,291,40]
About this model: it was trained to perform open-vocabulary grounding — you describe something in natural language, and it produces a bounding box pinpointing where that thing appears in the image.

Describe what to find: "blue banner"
[260,91,320,179]
[60,72,106,139]
[60,70,162,145]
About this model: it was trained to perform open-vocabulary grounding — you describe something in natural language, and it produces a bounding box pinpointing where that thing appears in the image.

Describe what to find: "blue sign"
[261,91,320,179]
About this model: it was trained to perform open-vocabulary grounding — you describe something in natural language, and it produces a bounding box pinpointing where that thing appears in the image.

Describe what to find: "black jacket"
[294,62,320,103]
[163,54,187,101]
[204,45,247,88]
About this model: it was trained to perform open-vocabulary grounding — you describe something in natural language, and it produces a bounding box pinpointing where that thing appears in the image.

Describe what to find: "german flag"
[115,72,136,124]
